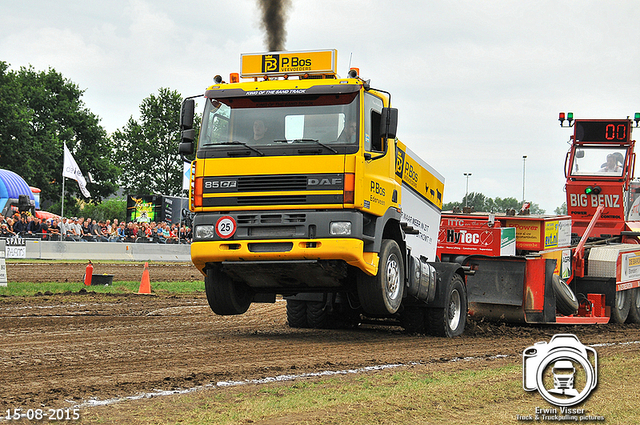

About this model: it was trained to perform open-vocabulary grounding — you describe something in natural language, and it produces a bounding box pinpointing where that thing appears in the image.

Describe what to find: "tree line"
[443,192,546,215]
[1,61,562,218]
[0,61,194,217]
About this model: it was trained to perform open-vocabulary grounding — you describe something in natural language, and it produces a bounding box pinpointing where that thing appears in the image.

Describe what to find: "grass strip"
[0,281,204,297]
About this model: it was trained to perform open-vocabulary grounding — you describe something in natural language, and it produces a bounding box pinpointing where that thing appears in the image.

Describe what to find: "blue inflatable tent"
[0,169,36,216]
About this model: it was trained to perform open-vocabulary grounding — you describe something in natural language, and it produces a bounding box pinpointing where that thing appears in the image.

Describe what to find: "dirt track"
[1,262,640,414]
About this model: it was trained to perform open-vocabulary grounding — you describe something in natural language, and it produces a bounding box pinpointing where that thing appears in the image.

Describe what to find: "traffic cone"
[138,262,151,294]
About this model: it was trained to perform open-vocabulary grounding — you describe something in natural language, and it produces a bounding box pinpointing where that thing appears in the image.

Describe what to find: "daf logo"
[308,177,342,186]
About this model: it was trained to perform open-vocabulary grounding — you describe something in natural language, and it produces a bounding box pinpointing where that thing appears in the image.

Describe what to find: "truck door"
[362,92,396,218]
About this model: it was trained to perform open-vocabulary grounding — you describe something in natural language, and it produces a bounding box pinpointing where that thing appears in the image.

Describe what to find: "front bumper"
[191,237,379,277]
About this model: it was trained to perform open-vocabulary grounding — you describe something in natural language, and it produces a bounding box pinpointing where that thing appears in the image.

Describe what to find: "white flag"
[182,162,192,191]
[63,143,91,198]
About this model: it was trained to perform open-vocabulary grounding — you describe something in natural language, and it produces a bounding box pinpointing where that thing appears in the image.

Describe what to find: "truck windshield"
[198,93,359,149]
[571,147,626,177]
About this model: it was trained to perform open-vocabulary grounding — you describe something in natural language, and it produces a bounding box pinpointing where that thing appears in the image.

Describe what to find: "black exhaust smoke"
[258,0,292,51]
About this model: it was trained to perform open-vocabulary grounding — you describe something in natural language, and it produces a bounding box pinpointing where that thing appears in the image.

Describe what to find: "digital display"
[575,120,630,142]
[126,195,188,224]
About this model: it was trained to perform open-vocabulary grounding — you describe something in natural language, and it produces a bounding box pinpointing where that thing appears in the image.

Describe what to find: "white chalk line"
[71,354,510,409]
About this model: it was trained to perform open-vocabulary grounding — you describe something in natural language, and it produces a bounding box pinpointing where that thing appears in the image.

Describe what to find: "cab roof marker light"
[634,112,640,127]
[230,73,239,83]
[559,112,574,127]
[585,186,601,195]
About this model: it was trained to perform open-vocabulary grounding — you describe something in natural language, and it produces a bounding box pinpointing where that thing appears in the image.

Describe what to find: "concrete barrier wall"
[22,240,191,262]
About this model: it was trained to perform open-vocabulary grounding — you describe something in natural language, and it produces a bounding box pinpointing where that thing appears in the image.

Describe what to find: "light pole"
[464,173,472,207]
[522,155,527,204]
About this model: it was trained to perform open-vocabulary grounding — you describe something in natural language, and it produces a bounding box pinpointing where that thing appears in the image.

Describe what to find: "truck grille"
[201,173,344,207]
[238,175,307,191]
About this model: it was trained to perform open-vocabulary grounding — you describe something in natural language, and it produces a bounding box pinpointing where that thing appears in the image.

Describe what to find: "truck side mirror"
[380,107,398,140]
[180,99,195,130]
[179,137,194,155]
[180,99,195,158]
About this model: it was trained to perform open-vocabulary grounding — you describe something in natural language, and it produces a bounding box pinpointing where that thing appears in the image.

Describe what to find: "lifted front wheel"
[205,267,252,315]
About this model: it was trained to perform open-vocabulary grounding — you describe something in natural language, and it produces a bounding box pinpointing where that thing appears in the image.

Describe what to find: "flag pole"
[61,176,65,218]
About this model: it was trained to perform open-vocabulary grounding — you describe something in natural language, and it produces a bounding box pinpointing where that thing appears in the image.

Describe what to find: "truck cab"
[180,50,466,337]
[564,116,638,240]
[561,113,640,324]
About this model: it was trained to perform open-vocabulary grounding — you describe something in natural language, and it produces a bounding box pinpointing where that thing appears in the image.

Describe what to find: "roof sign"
[241,50,337,78]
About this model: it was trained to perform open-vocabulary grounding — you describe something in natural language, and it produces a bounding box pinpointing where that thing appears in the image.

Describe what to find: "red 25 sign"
[215,216,236,239]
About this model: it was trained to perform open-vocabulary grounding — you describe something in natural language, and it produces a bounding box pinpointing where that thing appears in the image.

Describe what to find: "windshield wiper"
[219,141,264,156]
[289,139,338,154]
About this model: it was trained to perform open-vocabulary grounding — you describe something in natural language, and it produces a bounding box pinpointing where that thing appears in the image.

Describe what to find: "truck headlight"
[330,221,352,236]
[194,225,216,240]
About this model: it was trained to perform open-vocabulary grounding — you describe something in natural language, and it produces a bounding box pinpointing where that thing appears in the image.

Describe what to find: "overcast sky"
[3,0,640,213]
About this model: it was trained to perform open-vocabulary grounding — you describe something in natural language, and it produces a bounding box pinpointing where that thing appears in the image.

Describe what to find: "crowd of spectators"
[0,212,192,244]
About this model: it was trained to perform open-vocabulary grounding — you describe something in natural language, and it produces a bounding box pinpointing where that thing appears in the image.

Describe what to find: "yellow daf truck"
[179,50,467,337]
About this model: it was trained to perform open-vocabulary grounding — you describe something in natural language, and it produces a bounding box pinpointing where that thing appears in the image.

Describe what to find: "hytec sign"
[437,226,516,257]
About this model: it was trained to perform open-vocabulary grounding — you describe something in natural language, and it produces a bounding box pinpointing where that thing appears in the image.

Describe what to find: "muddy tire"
[286,299,309,328]
[357,239,404,315]
[306,301,330,329]
[205,268,252,315]
[625,288,640,324]
[400,306,426,334]
[552,275,579,316]
[428,274,467,337]
[611,289,631,324]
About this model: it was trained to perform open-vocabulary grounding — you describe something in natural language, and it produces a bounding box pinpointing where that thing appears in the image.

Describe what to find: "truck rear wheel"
[400,306,426,334]
[610,289,631,324]
[357,239,404,315]
[306,301,331,328]
[428,273,467,337]
[286,299,309,328]
[625,288,640,324]
[205,268,252,315]
[552,275,579,316]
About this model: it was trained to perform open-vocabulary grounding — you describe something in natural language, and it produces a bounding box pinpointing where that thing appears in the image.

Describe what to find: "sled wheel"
[610,288,631,324]
[552,275,579,316]
[626,288,640,324]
